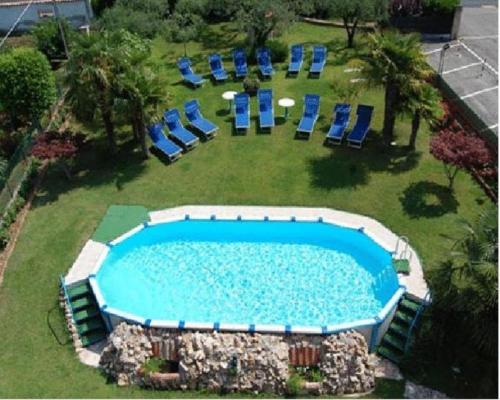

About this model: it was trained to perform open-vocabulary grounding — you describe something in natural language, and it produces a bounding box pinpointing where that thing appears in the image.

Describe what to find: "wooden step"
[394,311,413,326]
[400,298,420,314]
[81,329,107,347]
[73,307,99,323]
[67,283,90,300]
[382,333,405,352]
[388,322,409,338]
[377,345,402,364]
[71,296,94,311]
[77,317,105,335]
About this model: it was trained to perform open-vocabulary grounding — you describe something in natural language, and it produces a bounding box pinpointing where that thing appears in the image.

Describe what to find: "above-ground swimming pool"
[93,219,400,332]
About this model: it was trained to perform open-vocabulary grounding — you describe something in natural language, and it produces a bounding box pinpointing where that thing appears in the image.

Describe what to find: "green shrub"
[0,48,57,127]
[422,0,459,15]
[266,40,289,63]
[243,76,260,96]
[142,357,164,374]
[0,226,9,250]
[286,372,304,397]
[31,18,73,61]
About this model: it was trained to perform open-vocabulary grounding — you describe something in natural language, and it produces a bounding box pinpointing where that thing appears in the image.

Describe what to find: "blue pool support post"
[369,317,382,352]
[318,217,323,223]
[101,305,113,333]
[321,326,328,335]
[264,216,269,221]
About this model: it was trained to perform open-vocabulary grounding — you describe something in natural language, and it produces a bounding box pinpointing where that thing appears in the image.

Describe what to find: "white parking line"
[423,43,460,55]
[458,40,498,76]
[442,62,482,75]
[460,85,498,99]
[460,35,498,40]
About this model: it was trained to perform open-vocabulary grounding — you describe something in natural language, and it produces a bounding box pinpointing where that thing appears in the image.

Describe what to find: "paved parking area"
[423,2,498,136]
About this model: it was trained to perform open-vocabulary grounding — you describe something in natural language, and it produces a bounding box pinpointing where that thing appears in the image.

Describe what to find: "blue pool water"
[96,220,399,327]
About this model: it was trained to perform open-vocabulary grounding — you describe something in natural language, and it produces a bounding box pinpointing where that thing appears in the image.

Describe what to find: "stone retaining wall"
[99,323,375,395]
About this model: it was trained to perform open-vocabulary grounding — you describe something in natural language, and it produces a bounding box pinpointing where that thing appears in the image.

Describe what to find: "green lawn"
[0,22,490,398]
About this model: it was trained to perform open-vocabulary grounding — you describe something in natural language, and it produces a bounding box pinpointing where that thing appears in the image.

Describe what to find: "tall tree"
[328,0,388,48]
[403,82,443,150]
[64,30,150,153]
[236,0,296,51]
[169,0,205,56]
[116,65,169,158]
[0,48,56,129]
[426,205,498,398]
[362,31,432,146]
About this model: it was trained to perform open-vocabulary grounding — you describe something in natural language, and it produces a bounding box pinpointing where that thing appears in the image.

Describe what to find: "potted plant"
[243,75,260,96]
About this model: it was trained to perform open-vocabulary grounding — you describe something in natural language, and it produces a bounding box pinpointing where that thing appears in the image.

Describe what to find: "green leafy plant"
[31,18,73,61]
[142,357,164,374]
[0,48,57,128]
[0,226,9,250]
[286,372,304,397]
[243,76,260,96]
[266,40,289,63]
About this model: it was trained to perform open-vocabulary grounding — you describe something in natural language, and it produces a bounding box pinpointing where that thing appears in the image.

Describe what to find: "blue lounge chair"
[184,99,218,139]
[234,93,250,131]
[208,53,228,82]
[233,48,248,78]
[147,123,182,162]
[347,105,374,148]
[309,45,327,76]
[296,94,320,138]
[257,89,274,129]
[163,109,200,150]
[177,57,205,87]
[325,103,352,145]
[256,47,274,78]
[288,44,304,74]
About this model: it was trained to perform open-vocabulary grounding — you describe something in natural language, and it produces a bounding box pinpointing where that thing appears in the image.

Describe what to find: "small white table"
[278,98,295,119]
[222,91,238,111]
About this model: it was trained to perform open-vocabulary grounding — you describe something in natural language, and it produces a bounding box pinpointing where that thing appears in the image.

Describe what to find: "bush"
[97,0,170,38]
[286,372,304,397]
[31,18,74,61]
[0,48,57,127]
[243,76,260,96]
[202,0,239,22]
[422,0,459,15]
[266,40,289,63]
[0,226,9,250]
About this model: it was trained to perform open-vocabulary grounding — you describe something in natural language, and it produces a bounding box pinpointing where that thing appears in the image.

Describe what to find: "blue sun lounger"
[177,57,205,87]
[163,109,200,150]
[288,44,304,74]
[309,45,327,76]
[256,47,274,78]
[257,89,274,129]
[208,53,228,82]
[184,99,218,139]
[347,105,374,148]
[234,93,250,131]
[325,103,352,145]
[296,94,320,138]
[147,123,182,162]
[233,48,248,78]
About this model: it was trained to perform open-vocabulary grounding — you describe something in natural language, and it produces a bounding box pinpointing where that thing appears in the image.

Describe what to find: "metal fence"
[0,129,36,219]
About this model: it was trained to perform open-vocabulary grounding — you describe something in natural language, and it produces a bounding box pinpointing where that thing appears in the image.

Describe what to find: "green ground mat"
[392,259,411,274]
[92,205,149,243]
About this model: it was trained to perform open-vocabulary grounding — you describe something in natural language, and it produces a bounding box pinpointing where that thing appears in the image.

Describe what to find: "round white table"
[278,98,295,119]
[222,91,238,111]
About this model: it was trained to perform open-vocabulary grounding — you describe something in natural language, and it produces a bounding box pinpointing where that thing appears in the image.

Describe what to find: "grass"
[0,22,491,398]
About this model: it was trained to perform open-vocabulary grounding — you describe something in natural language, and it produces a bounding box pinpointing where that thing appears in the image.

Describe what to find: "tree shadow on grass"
[32,139,147,208]
[308,152,370,189]
[200,25,240,51]
[400,181,459,219]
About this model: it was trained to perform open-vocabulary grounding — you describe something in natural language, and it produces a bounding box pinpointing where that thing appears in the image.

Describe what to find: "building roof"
[0,0,82,7]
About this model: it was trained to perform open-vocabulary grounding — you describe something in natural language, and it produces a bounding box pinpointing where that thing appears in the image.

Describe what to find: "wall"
[0,1,92,32]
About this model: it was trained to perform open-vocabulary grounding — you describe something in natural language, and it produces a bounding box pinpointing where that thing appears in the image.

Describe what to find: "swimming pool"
[93,219,400,332]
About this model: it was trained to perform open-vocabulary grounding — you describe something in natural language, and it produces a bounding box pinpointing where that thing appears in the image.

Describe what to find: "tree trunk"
[98,94,116,153]
[383,82,398,146]
[409,111,421,150]
[343,18,358,48]
[445,164,459,190]
[136,107,149,159]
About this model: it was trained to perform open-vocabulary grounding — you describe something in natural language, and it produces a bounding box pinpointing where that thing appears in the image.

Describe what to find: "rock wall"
[99,322,375,395]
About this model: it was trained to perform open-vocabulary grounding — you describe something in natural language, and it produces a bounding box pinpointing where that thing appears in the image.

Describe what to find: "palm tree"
[404,83,443,150]
[65,32,118,152]
[116,65,169,158]
[362,31,432,146]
